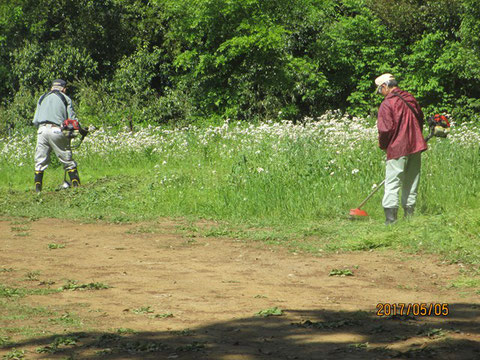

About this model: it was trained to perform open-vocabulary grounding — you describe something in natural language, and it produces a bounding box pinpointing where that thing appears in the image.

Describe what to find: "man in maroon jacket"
[375,73,428,224]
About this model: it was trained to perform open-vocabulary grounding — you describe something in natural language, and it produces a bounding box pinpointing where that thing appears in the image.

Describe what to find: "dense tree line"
[0,0,479,130]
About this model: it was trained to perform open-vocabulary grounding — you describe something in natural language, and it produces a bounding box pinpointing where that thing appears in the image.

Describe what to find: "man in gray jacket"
[33,79,81,193]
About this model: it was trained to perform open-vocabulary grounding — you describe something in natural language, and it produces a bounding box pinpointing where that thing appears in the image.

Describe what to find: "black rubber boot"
[403,206,415,218]
[34,171,44,193]
[67,168,80,187]
[384,208,398,225]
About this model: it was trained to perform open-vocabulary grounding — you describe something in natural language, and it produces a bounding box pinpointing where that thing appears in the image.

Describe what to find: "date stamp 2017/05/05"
[376,303,449,317]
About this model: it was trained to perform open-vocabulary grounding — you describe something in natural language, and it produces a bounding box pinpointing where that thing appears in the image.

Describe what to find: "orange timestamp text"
[376,303,449,317]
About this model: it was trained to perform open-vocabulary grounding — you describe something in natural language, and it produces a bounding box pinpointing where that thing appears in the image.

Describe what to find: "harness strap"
[391,91,422,125]
[38,90,69,117]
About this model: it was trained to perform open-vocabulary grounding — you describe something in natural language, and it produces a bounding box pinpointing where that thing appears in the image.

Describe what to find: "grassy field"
[1,112,479,269]
[1,113,480,359]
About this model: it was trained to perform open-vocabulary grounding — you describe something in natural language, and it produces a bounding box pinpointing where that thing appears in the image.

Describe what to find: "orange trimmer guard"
[349,208,369,217]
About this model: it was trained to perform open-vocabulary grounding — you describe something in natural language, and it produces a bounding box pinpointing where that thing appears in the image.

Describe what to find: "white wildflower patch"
[447,122,480,147]
[1,111,478,172]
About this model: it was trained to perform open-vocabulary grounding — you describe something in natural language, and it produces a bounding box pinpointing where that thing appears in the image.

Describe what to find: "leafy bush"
[0,86,40,131]
[112,44,163,103]
[0,0,479,125]
[12,41,98,90]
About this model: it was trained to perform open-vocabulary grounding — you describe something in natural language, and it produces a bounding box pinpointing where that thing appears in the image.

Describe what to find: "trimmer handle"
[357,179,385,209]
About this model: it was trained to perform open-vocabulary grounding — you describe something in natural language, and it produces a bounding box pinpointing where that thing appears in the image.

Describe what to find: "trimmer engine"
[426,114,450,140]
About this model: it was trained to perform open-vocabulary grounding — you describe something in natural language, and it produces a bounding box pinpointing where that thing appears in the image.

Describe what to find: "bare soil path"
[0,218,479,359]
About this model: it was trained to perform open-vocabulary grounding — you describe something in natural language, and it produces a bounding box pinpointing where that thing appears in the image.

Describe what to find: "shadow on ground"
[2,303,479,359]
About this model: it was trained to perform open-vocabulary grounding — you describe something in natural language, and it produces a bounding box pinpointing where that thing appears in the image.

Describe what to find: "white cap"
[375,73,395,86]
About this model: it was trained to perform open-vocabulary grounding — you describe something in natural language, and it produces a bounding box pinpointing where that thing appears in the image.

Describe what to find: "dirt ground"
[0,218,479,360]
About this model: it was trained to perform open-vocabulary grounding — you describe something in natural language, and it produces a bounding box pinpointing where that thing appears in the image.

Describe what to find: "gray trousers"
[382,152,422,209]
[34,124,77,171]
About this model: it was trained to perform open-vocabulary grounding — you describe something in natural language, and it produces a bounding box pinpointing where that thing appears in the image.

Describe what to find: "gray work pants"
[382,152,422,209]
[34,124,77,171]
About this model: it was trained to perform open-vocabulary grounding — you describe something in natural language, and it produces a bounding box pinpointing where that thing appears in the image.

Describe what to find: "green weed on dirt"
[58,280,110,291]
[256,307,283,317]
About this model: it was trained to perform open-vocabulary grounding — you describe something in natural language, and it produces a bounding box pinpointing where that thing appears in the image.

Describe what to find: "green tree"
[1,0,478,126]
[165,0,337,121]
[319,0,402,115]
[0,0,132,95]
[11,41,98,89]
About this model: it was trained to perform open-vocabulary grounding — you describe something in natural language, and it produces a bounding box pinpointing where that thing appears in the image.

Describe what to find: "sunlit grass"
[0,113,479,267]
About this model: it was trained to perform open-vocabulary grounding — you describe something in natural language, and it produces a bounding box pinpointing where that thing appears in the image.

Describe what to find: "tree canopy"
[0,0,479,129]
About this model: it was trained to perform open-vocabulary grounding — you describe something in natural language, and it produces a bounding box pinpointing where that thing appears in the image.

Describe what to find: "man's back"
[377,88,427,160]
[33,91,75,126]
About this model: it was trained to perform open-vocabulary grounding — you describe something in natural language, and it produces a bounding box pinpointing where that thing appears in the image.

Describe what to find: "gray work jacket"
[33,91,78,127]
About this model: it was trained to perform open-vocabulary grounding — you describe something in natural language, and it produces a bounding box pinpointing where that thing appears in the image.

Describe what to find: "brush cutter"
[349,180,385,217]
[62,119,89,150]
[349,114,450,217]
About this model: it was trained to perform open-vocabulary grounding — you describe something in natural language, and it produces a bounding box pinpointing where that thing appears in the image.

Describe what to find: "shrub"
[11,41,98,90]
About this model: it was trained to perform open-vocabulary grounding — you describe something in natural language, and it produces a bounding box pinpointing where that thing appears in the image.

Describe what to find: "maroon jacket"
[377,88,427,160]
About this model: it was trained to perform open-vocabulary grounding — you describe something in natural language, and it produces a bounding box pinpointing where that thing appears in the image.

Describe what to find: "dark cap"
[52,79,67,87]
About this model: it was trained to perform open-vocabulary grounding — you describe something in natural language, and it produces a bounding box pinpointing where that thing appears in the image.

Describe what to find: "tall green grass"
[1,115,479,267]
